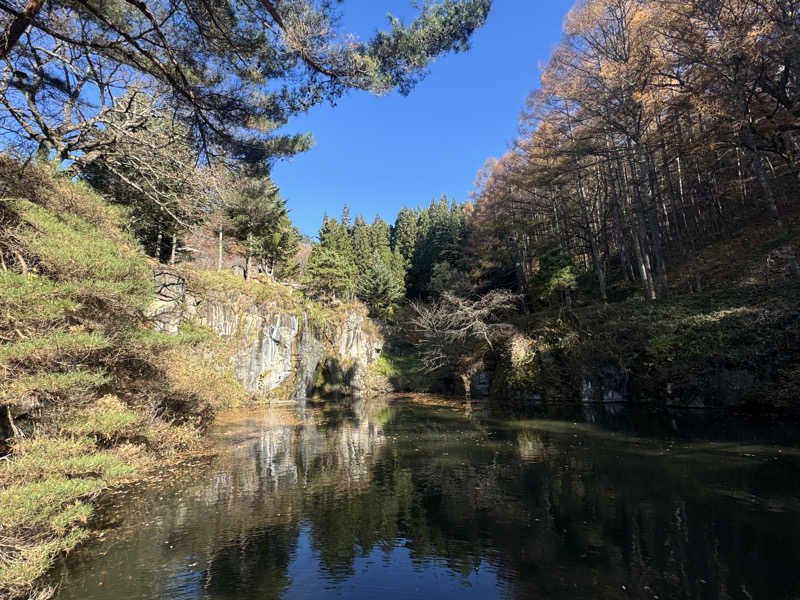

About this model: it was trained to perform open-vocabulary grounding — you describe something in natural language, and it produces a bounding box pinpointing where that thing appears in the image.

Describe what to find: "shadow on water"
[52,396,800,600]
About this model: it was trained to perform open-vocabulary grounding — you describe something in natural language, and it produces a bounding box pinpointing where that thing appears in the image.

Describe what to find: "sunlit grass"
[0,331,111,366]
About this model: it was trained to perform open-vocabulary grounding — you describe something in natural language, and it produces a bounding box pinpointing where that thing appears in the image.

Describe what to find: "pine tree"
[351,216,372,272]
[303,246,357,302]
[227,176,289,279]
[369,216,392,252]
[357,250,405,318]
[1,1,492,170]
[391,208,419,266]
[303,215,357,300]
[406,196,466,297]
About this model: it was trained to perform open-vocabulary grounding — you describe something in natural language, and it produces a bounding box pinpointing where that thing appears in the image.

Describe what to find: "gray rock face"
[195,301,381,400]
[186,297,301,397]
[294,313,324,399]
[335,313,383,395]
[147,270,189,334]
[470,370,491,398]
[580,363,628,404]
[665,367,757,408]
[148,273,382,401]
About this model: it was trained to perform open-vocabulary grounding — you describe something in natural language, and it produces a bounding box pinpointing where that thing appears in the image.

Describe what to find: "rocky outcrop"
[294,313,325,399]
[579,363,628,405]
[149,272,383,401]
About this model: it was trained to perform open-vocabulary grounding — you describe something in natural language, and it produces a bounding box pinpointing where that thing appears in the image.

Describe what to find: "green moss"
[374,349,432,392]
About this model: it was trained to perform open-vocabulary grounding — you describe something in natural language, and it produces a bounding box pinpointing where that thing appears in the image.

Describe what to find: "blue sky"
[271,1,574,238]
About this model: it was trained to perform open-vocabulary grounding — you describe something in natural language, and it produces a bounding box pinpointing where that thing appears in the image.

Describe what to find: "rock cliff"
[149,271,383,401]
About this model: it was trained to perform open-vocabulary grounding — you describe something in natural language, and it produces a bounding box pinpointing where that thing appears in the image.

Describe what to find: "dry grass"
[179,266,299,310]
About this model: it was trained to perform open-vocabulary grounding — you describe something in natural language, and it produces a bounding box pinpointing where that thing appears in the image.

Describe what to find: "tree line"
[305,0,800,323]
[302,196,468,316]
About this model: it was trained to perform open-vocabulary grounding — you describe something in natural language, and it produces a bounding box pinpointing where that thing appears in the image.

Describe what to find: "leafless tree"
[410,290,518,398]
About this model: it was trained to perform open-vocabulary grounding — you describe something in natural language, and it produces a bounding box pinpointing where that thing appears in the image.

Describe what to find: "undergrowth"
[496,272,800,410]
[0,157,248,599]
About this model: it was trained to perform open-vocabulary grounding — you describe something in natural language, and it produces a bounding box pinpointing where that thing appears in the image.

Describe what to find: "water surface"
[53,397,800,600]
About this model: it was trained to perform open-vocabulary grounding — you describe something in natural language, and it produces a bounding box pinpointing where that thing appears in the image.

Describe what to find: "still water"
[53,397,800,600]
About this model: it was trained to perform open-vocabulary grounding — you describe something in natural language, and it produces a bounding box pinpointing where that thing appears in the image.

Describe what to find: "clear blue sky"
[271,1,574,239]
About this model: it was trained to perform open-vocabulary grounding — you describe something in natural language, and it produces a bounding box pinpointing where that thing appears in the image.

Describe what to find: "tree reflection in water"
[53,397,800,600]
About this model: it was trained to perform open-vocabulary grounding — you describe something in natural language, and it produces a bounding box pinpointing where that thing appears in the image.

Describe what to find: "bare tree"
[410,290,518,398]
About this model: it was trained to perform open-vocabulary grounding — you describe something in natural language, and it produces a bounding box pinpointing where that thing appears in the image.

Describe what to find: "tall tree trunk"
[634,140,668,296]
[743,125,800,277]
[605,140,634,282]
[169,232,177,265]
[576,170,607,303]
[217,229,223,272]
[624,145,657,300]
[245,232,253,280]
[155,228,163,263]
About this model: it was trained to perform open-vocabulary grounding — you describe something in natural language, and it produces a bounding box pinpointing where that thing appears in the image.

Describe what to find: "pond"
[52,396,800,600]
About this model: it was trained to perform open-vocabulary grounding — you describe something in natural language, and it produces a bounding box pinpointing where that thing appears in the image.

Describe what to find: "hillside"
[487,205,800,412]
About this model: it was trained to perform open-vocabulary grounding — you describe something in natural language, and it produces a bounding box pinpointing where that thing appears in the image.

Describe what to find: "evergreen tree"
[1,0,492,170]
[391,207,419,267]
[303,215,357,300]
[340,205,352,230]
[227,176,289,279]
[351,216,372,272]
[357,250,405,318]
[303,246,357,302]
[407,196,466,297]
[369,216,392,252]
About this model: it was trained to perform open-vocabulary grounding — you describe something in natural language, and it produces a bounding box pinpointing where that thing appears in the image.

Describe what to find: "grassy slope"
[0,158,250,599]
[494,207,800,412]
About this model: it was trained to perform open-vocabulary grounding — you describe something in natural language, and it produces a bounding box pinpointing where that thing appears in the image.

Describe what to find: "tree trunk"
[636,141,669,295]
[746,136,800,277]
[217,229,223,272]
[576,171,607,303]
[0,0,47,59]
[245,233,252,280]
[155,227,163,263]
[34,140,52,163]
[460,373,471,402]
[624,146,657,300]
[169,232,177,265]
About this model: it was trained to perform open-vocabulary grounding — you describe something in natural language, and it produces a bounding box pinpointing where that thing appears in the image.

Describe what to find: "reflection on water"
[53,397,800,600]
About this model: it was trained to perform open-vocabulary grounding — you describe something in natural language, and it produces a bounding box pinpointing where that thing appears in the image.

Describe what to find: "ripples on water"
[53,397,800,600]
